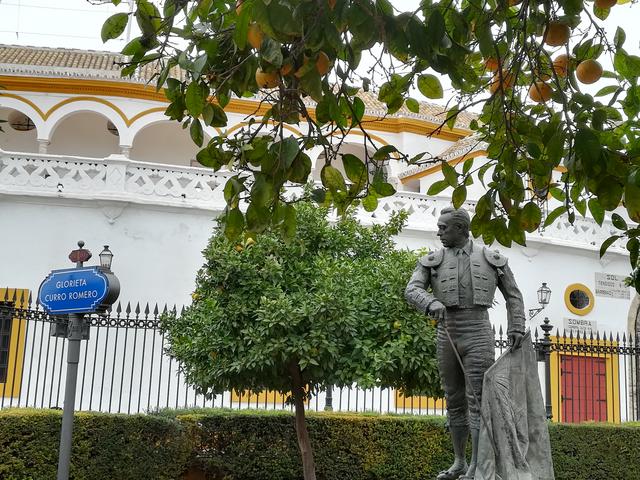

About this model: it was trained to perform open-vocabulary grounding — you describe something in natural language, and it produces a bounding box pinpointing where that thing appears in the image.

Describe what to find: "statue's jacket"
[405,242,525,335]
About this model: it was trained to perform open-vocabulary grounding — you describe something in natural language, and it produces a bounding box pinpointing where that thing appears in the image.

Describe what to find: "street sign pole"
[57,311,83,480]
[38,241,119,480]
[56,248,87,480]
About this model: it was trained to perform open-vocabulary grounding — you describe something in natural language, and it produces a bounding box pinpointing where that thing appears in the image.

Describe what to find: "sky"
[0,0,637,105]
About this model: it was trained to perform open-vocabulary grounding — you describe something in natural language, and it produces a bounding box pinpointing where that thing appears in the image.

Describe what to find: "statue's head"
[437,207,470,248]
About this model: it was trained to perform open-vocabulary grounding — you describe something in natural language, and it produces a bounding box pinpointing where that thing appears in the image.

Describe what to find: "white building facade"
[0,45,637,422]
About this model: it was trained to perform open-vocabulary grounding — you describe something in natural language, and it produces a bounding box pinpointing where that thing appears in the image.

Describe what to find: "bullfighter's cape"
[475,331,555,480]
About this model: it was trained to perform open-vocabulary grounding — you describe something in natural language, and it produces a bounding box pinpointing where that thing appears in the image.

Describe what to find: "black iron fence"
[1,289,639,422]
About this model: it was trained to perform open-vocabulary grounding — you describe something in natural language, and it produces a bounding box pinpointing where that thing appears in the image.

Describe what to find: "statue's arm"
[405,261,436,314]
[497,263,526,334]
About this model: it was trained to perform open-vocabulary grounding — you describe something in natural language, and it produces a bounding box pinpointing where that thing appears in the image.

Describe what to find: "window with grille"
[0,303,13,383]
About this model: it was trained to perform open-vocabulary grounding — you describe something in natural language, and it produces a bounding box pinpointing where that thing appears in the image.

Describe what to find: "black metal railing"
[1,289,639,423]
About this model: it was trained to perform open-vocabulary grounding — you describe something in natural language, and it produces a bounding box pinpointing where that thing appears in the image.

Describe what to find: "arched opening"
[130,121,210,167]
[0,108,39,153]
[48,111,120,158]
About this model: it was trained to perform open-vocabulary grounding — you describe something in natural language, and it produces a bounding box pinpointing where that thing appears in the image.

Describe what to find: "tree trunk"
[289,361,317,480]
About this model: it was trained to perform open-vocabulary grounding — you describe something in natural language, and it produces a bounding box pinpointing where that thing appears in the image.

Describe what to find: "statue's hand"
[428,300,446,323]
[509,331,523,350]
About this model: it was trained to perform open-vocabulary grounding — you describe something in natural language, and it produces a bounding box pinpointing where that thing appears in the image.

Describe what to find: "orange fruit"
[280,62,294,76]
[528,81,553,103]
[247,22,263,49]
[543,22,571,47]
[255,68,279,88]
[576,59,603,84]
[484,57,500,72]
[328,0,337,9]
[552,54,570,77]
[595,0,616,7]
[489,71,514,94]
[316,51,332,75]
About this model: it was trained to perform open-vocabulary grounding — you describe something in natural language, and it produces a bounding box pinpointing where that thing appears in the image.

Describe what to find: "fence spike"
[162,303,168,315]
[491,324,496,335]
[144,302,150,318]
[125,302,131,316]
[134,302,141,317]
[623,332,627,344]
[172,304,177,315]
[534,327,539,340]
[569,329,573,340]
[116,302,122,316]
[589,329,594,341]
[609,331,614,342]
[10,289,17,303]
[180,305,185,316]
[28,291,33,307]
[498,324,503,336]
[153,303,159,317]
[596,330,600,342]
[2,288,7,302]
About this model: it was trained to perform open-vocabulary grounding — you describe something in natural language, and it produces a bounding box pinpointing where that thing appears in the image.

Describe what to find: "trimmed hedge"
[178,411,452,480]
[0,409,192,480]
[3,408,640,479]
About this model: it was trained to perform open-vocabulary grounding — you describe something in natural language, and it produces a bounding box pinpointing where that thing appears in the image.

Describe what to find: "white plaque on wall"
[563,317,597,336]
[594,272,630,300]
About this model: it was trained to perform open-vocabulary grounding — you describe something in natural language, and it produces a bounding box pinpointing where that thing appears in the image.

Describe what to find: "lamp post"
[528,282,551,320]
[38,241,120,480]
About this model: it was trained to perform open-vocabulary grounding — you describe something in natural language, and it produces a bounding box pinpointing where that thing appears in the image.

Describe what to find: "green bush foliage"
[4,408,640,479]
[0,409,192,480]
[179,412,452,480]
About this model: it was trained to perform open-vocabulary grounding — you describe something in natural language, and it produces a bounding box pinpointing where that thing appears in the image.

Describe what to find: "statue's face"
[437,214,467,248]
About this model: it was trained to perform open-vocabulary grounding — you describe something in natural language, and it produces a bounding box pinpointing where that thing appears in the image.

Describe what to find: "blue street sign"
[38,267,110,314]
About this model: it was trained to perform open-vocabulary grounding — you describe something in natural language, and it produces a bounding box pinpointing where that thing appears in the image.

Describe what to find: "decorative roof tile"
[0,44,477,130]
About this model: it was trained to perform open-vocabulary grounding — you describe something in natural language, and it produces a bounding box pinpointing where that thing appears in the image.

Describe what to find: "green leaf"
[427,179,450,196]
[446,105,459,130]
[245,203,270,233]
[452,186,467,208]
[611,213,628,230]
[596,180,623,210]
[520,202,542,233]
[544,205,567,227]
[277,137,300,169]
[417,74,444,99]
[321,165,347,192]
[405,98,420,113]
[441,161,458,186]
[625,183,640,223]
[260,38,284,67]
[225,208,245,240]
[282,204,296,240]
[588,198,605,225]
[101,13,129,42]
[190,119,203,147]
[362,194,378,212]
[342,154,367,186]
[600,235,622,258]
[614,27,626,49]
[207,104,228,127]
[574,128,601,166]
[595,85,619,97]
[288,153,312,184]
[186,82,206,117]
[373,182,396,197]
[373,145,398,160]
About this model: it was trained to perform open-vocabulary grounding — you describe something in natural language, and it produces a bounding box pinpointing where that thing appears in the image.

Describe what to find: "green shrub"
[178,412,452,480]
[0,408,192,480]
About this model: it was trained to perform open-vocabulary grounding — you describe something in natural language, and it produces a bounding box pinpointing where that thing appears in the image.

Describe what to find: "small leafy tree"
[161,203,440,480]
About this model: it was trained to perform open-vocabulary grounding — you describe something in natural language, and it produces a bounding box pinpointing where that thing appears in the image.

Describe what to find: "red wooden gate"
[561,355,607,422]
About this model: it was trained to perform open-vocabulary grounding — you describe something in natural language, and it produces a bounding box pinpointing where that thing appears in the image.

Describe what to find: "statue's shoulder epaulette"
[419,249,444,268]
[483,246,508,268]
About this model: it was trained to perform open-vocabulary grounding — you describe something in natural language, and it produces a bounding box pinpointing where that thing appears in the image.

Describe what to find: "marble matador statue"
[405,206,526,480]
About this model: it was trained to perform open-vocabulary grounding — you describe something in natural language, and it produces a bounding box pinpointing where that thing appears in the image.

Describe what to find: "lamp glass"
[537,282,551,305]
[99,245,113,270]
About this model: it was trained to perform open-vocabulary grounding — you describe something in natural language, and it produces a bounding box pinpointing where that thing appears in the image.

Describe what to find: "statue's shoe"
[436,465,468,480]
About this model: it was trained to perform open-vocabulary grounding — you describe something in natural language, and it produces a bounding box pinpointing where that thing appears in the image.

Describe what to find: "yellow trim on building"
[549,335,621,423]
[0,75,470,141]
[395,390,445,411]
[564,283,595,316]
[0,288,29,398]
[400,153,482,184]
[231,389,290,405]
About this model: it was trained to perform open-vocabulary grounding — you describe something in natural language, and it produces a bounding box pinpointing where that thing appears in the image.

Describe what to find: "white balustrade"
[0,149,626,253]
